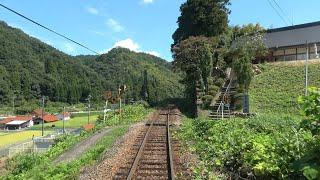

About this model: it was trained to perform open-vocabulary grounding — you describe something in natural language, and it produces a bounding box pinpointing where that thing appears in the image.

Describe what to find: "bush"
[298,87,320,135]
[178,114,317,179]
[201,95,214,109]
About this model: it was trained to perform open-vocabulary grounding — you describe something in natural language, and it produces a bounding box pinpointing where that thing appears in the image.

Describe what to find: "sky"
[1,0,320,61]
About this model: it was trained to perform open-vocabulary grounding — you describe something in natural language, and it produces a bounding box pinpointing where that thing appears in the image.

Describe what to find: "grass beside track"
[1,104,151,179]
[177,61,320,179]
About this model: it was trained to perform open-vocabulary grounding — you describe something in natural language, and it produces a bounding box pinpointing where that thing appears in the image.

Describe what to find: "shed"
[5,120,30,130]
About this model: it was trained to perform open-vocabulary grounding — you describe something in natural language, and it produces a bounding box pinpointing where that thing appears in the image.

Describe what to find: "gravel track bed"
[79,122,146,179]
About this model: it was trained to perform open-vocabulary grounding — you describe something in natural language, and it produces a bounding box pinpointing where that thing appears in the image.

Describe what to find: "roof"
[31,109,48,117]
[58,112,71,117]
[267,21,320,33]
[6,120,28,125]
[265,21,320,48]
[42,115,58,123]
[0,116,33,124]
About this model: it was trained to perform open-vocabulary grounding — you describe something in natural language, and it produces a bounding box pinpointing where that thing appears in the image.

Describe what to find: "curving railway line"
[114,105,179,180]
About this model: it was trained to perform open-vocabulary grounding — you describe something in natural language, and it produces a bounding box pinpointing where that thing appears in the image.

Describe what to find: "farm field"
[30,115,100,130]
[0,132,8,136]
[0,130,51,148]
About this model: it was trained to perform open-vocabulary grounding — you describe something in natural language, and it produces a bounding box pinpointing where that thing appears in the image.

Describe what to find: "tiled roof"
[0,116,33,124]
[42,115,58,123]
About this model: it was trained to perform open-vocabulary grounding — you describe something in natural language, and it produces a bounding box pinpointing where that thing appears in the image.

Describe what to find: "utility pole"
[103,100,108,123]
[86,95,92,124]
[41,96,45,136]
[305,41,309,96]
[12,96,15,115]
[62,106,65,134]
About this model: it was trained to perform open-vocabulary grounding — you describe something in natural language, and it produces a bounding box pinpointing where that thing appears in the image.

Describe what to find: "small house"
[56,112,71,121]
[0,116,33,130]
[33,115,58,125]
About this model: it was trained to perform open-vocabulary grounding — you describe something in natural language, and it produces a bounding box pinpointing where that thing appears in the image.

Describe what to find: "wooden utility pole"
[63,106,65,134]
[12,96,15,115]
[41,96,45,136]
[87,95,92,124]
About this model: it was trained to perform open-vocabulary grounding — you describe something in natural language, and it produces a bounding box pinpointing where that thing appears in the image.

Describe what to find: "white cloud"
[145,51,160,57]
[106,18,124,32]
[87,7,99,15]
[113,38,140,51]
[63,43,76,54]
[99,38,160,58]
[141,0,154,4]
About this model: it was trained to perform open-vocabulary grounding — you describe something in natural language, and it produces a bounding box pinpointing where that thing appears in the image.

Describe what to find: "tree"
[172,0,230,46]
[172,36,216,115]
[229,24,267,113]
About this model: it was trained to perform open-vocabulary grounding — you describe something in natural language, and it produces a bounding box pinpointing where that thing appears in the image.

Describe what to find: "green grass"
[250,61,320,114]
[0,130,51,148]
[0,132,8,136]
[29,115,99,130]
[2,104,151,179]
[176,61,320,179]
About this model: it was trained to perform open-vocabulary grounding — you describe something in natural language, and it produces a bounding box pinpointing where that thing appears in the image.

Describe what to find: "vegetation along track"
[114,105,180,179]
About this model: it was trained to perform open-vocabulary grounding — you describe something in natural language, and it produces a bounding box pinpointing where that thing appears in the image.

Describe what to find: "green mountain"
[0,21,183,108]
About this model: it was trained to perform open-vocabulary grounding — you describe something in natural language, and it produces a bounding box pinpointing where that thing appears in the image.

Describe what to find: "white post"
[221,102,224,120]
[103,100,108,122]
[314,43,319,58]
[305,41,309,96]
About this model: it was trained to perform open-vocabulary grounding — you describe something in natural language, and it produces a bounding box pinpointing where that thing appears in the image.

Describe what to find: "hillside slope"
[0,21,183,107]
[250,60,320,114]
[87,48,183,105]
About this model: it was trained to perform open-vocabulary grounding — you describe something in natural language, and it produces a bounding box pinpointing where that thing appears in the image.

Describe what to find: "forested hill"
[0,21,183,107]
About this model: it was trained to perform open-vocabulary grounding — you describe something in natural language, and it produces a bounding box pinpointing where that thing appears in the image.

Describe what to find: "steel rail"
[126,108,175,180]
[167,108,175,180]
[126,121,153,180]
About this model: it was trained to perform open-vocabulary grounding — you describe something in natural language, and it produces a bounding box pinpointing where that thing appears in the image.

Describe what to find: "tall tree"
[172,0,230,46]
[229,24,267,113]
[172,36,216,115]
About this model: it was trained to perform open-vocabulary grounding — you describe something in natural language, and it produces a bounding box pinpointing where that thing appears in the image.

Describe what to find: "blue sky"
[1,0,320,61]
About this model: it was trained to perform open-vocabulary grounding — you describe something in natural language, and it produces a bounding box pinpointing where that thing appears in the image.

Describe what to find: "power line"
[271,0,293,25]
[267,0,289,26]
[0,3,100,55]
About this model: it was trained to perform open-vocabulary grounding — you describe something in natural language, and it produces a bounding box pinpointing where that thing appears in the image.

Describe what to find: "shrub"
[298,87,320,135]
[201,95,214,109]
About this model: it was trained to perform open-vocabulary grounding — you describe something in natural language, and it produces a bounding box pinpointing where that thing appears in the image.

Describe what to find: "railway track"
[114,106,178,180]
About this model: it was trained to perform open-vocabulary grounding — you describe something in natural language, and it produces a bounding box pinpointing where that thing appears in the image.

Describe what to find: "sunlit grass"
[29,115,99,130]
[0,130,51,147]
[250,61,320,114]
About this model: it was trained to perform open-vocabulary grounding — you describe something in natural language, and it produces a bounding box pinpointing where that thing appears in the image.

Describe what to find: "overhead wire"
[271,0,293,25]
[267,0,290,26]
[0,3,100,55]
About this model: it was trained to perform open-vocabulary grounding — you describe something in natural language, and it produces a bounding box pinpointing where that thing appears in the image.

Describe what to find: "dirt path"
[53,127,114,164]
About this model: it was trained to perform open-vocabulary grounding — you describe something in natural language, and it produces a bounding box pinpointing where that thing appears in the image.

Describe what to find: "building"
[31,108,48,117]
[0,116,33,130]
[264,21,320,62]
[56,112,71,121]
[33,115,58,125]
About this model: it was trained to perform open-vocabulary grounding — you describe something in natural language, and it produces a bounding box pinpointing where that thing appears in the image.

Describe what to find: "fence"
[7,136,56,157]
